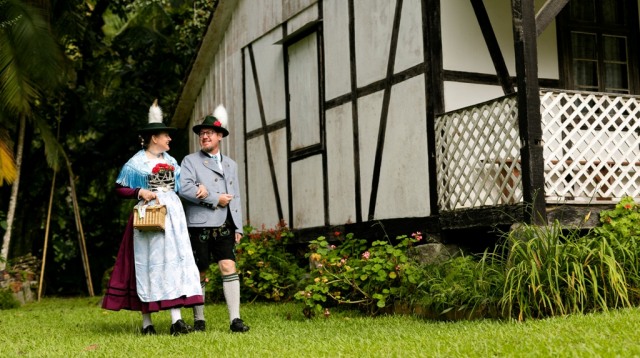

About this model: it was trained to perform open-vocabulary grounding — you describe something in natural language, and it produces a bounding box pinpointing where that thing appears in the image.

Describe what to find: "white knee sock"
[222,273,241,323]
[142,313,153,328]
[193,280,206,321]
[170,308,182,324]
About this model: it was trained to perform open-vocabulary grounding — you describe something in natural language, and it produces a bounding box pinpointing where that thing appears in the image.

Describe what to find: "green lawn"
[1,297,639,357]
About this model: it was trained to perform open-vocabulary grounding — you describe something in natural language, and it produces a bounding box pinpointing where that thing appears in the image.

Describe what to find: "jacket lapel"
[201,152,223,176]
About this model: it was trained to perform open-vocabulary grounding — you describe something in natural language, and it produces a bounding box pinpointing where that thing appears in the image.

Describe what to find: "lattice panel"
[541,90,640,203]
[435,96,523,211]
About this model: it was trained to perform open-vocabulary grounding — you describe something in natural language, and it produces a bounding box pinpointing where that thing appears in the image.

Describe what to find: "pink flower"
[361,251,370,260]
[340,258,346,264]
[330,244,336,250]
[411,232,423,241]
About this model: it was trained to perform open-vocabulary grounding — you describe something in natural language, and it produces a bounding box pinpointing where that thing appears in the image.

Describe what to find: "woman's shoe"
[170,319,193,336]
[141,325,156,335]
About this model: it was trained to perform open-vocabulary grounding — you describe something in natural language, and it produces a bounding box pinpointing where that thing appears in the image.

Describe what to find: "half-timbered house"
[171,0,640,241]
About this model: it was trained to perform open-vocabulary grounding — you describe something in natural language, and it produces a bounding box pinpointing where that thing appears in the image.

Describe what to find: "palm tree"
[0,0,65,270]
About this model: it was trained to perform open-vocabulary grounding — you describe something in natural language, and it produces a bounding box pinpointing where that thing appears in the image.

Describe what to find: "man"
[179,104,249,333]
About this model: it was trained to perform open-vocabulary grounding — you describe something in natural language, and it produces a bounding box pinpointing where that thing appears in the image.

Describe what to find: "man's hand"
[217,193,233,207]
[195,184,209,199]
[235,233,242,244]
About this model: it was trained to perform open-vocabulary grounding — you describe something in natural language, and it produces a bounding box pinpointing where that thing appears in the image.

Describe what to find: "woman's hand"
[139,189,159,204]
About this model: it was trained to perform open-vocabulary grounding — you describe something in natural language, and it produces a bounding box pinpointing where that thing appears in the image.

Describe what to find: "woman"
[102,100,203,335]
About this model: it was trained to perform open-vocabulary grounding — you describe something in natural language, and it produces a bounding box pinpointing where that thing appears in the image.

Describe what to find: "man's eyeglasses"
[198,130,216,138]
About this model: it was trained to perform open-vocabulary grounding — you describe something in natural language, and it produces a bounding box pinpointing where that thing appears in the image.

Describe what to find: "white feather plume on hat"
[213,104,228,128]
[148,99,163,123]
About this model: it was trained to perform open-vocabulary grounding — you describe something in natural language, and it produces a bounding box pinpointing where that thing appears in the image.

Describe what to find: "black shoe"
[141,325,156,335]
[230,318,249,333]
[170,319,193,336]
[194,320,206,332]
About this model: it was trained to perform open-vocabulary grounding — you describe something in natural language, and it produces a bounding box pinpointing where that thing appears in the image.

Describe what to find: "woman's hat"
[138,99,176,134]
[192,104,229,137]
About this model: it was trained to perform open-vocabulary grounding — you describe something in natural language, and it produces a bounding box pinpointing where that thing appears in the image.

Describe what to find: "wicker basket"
[133,204,167,231]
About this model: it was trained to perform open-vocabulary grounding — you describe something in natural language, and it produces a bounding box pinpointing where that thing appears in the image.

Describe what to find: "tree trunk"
[0,114,25,271]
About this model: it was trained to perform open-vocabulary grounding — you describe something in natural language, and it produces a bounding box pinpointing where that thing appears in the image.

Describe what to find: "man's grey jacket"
[179,150,243,234]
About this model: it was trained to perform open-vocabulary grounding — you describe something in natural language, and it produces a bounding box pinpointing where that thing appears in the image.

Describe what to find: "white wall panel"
[243,49,260,134]
[235,0,283,48]
[246,128,289,228]
[286,2,318,34]
[441,0,558,79]
[288,33,321,150]
[354,0,394,87]
[375,75,430,219]
[292,155,324,228]
[444,82,504,112]
[394,0,423,73]
[284,0,317,21]
[326,103,356,225]
[323,0,351,100]
[244,27,286,133]
[441,0,495,74]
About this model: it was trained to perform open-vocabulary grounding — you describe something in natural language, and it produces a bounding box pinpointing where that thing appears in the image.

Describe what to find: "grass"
[2,297,640,357]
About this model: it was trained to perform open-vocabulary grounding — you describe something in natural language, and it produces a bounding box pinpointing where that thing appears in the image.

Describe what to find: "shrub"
[203,221,305,303]
[499,218,633,320]
[295,232,424,317]
[418,254,504,319]
[0,288,20,310]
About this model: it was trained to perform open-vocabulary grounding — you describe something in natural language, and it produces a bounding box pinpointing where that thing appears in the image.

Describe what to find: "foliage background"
[0,0,216,295]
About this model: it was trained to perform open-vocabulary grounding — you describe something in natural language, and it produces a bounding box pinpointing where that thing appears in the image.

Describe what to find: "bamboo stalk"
[63,152,94,296]
[38,170,56,301]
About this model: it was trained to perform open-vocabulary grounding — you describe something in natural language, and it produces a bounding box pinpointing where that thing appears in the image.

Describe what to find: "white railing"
[541,90,640,203]
[435,95,522,211]
[435,90,640,212]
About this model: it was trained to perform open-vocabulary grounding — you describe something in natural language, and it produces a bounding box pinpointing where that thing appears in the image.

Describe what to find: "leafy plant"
[595,196,640,239]
[295,232,424,317]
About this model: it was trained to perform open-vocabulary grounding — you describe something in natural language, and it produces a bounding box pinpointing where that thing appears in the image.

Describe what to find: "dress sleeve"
[115,183,140,199]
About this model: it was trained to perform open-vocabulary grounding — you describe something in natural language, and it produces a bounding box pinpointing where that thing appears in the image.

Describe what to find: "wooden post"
[512,0,547,224]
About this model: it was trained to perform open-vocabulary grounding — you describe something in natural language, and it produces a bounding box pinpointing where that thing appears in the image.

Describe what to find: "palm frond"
[0,0,64,115]
[0,132,17,186]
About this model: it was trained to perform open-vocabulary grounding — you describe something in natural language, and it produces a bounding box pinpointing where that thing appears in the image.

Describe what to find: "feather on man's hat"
[138,99,176,134]
[192,104,229,137]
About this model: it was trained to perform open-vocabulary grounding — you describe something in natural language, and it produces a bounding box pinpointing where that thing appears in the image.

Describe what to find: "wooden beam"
[423,0,443,216]
[535,0,569,37]
[512,0,547,225]
[470,0,515,94]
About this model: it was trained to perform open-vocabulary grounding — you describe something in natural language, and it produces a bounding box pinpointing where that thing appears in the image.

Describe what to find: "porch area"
[435,89,640,228]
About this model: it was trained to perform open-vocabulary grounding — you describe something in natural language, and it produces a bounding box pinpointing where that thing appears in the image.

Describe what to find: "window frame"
[556,0,640,94]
